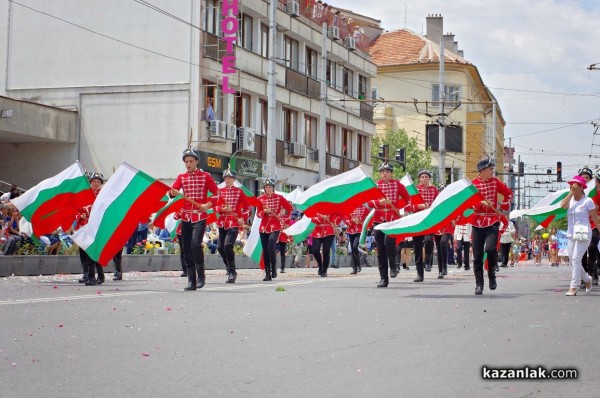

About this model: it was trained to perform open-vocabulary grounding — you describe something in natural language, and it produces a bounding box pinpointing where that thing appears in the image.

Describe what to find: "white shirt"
[500,222,516,244]
[567,196,595,237]
[454,224,472,242]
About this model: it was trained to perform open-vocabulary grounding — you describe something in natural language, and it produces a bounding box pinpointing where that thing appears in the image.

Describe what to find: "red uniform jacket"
[368,179,411,223]
[171,169,219,223]
[311,213,343,238]
[257,193,293,233]
[214,185,251,230]
[345,206,370,235]
[471,176,513,228]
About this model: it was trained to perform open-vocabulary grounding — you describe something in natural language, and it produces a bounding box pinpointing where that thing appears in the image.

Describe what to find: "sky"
[341,0,600,205]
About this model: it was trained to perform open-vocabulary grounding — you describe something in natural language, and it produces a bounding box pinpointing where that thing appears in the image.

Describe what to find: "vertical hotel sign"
[221,0,238,94]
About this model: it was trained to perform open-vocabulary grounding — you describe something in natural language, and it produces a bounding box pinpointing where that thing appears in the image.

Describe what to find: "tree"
[371,129,433,181]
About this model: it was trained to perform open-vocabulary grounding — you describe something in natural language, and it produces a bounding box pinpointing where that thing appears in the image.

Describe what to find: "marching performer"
[345,205,370,274]
[214,169,251,283]
[257,179,293,281]
[170,149,219,291]
[471,159,513,295]
[368,162,411,287]
[76,172,105,286]
[410,169,439,282]
[310,212,343,277]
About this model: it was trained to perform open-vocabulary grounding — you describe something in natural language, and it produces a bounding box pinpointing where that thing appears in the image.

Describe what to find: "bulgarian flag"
[400,175,424,207]
[243,215,264,269]
[72,163,170,265]
[283,215,315,244]
[374,178,483,240]
[359,209,376,245]
[295,166,385,217]
[11,162,95,236]
[164,213,181,241]
[153,195,184,229]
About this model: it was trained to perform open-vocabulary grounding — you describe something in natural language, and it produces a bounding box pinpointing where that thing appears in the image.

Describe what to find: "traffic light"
[395,148,405,163]
[518,161,524,176]
[557,161,562,182]
[378,144,389,159]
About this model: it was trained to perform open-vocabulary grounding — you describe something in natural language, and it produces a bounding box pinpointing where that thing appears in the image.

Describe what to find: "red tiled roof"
[369,29,470,66]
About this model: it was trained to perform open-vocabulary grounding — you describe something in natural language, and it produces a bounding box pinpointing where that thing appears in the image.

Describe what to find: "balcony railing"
[360,101,374,123]
[285,68,320,100]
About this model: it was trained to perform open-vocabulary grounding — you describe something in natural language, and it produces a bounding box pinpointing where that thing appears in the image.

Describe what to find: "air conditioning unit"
[328,26,340,41]
[288,142,306,158]
[226,123,237,141]
[310,149,319,162]
[344,37,356,51]
[286,0,300,17]
[208,120,227,140]
[238,127,256,152]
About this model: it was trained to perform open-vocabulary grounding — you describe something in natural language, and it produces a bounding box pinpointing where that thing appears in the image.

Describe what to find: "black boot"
[113,256,123,280]
[489,276,497,290]
[226,260,237,284]
[402,263,409,270]
[85,265,97,286]
[263,267,272,281]
[377,279,389,287]
[321,264,328,277]
[414,274,424,282]
[475,285,483,295]
[78,263,89,283]
[350,263,357,274]
[271,264,277,279]
[437,272,444,279]
[96,265,105,285]
[196,263,206,289]
[184,266,197,291]
[443,265,447,275]
[390,264,399,278]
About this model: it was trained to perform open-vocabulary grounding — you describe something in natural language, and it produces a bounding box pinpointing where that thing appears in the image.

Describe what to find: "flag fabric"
[164,213,181,241]
[11,162,95,236]
[400,175,424,207]
[509,188,569,227]
[283,215,315,244]
[243,215,264,270]
[72,163,170,265]
[359,209,376,245]
[153,195,184,229]
[275,186,304,204]
[294,166,385,217]
[374,178,482,240]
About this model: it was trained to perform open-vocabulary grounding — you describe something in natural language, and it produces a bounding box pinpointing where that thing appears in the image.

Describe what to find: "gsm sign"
[207,156,222,169]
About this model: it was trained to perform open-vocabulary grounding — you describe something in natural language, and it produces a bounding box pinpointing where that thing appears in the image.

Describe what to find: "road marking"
[0,291,164,305]
[203,280,313,291]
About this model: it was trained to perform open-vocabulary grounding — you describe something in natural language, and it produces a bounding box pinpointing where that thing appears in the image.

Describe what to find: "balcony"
[285,68,320,100]
[360,101,374,123]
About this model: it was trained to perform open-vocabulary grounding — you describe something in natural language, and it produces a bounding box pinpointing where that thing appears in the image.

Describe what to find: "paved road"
[0,260,597,398]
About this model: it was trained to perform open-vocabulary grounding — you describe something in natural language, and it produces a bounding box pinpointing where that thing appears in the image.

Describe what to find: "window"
[306,48,318,78]
[202,80,221,121]
[235,93,251,128]
[433,168,461,185]
[260,24,269,58]
[202,0,219,35]
[343,66,354,96]
[358,75,368,99]
[371,87,378,101]
[432,84,461,103]
[239,14,253,51]
[304,115,318,149]
[284,36,299,71]
[342,128,352,158]
[426,124,464,153]
[327,59,337,88]
[282,108,298,142]
[326,123,336,154]
[258,98,268,135]
[357,134,368,163]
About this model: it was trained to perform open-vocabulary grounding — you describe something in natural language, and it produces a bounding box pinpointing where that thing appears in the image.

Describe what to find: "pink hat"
[567,175,587,189]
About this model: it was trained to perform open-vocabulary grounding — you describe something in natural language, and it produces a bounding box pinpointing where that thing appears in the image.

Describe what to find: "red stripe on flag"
[30,191,96,236]
[97,181,169,265]
[302,187,384,217]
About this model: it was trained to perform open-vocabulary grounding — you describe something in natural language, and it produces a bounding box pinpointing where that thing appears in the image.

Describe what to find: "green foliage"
[276,286,286,292]
[15,242,45,255]
[371,129,433,180]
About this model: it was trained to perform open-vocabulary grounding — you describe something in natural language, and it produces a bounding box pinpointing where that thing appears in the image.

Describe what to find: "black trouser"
[312,235,334,275]
[413,234,433,277]
[113,251,122,274]
[434,233,450,273]
[472,223,499,287]
[499,242,511,266]
[260,231,280,277]
[582,228,600,278]
[374,229,397,281]
[349,233,361,269]
[456,239,471,268]
[177,234,187,272]
[181,219,206,285]
[218,227,238,275]
[79,248,103,281]
[278,242,288,271]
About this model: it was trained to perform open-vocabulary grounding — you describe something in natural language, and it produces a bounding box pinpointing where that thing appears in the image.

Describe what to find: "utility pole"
[438,37,446,186]
[517,154,521,210]
[492,100,497,164]
[318,23,328,181]
[266,0,277,181]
